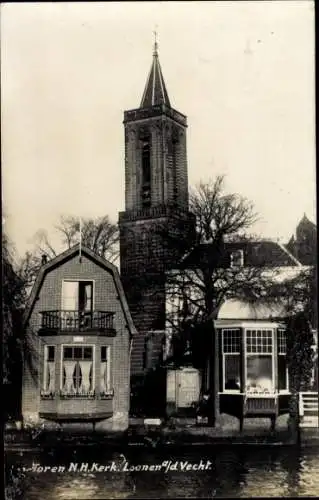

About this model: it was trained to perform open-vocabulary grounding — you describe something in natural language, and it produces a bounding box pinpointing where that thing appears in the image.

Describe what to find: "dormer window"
[230,249,244,268]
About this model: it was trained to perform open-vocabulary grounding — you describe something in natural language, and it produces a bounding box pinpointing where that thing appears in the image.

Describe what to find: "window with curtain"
[222,329,241,391]
[61,346,93,396]
[246,329,273,394]
[61,281,93,329]
[43,345,55,395]
[277,328,288,391]
[100,346,112,395]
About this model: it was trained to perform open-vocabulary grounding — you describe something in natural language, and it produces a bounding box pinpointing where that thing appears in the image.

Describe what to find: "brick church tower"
[119,39,195,382]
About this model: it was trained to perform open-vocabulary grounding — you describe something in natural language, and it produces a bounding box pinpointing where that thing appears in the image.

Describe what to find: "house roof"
[140,41,171,108]
[23,244,137,337]
[180,239,303,269]
[216,298,287,321]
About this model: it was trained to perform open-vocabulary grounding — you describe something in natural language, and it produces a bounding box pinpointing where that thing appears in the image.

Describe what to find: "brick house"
[22,244,136,431]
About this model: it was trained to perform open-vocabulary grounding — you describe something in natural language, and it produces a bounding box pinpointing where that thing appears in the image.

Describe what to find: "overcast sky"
[1,1,316,259]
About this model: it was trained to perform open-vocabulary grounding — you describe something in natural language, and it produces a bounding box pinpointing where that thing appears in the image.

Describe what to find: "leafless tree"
[19,215,119,290]
[162,176,283,425]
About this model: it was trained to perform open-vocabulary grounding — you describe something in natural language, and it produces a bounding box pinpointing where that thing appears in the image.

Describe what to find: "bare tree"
[19,215,119,289]
[2,231,37,420]
[162,176,282,425]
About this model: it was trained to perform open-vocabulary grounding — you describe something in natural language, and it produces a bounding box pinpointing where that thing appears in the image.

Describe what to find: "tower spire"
[140,31,171,108]
[153,27,158,56]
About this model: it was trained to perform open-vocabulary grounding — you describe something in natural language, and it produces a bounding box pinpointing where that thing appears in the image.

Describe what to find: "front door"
[177,369,200,408]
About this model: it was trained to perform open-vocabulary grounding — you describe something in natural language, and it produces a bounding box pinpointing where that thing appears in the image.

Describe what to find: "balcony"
[40,389,115,400]
[39,310,116,335]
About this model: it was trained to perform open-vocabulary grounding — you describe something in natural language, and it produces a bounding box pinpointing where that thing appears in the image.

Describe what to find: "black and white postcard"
[2,1,318,499]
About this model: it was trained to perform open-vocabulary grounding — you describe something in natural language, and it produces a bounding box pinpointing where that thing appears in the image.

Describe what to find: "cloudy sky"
[1,1,316,259]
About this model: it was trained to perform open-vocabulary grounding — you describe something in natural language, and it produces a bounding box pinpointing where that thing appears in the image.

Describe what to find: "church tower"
[119,39,195,378]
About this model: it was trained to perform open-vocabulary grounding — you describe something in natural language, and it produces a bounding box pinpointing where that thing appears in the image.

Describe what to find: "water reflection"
[5,446,319,499]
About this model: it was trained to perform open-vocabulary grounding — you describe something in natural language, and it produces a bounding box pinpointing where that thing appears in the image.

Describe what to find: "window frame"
[278,328,289,392]
[222,329,241,393]
[245,328,275,394]
[100,345,112,394]
[61,279,95,312]
[141,137,152,207]
[60,343,95,394]
[43,345,56,393]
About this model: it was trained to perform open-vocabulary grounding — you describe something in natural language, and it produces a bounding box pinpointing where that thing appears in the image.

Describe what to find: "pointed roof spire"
[140,30,171,108]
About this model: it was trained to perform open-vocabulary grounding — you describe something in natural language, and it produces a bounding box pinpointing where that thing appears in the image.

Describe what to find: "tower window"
[141,139,151,207]
[172,137,178,203]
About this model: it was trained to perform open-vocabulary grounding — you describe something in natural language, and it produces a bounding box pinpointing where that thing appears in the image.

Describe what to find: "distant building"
[22,245,136,430]
[286,214,317,266]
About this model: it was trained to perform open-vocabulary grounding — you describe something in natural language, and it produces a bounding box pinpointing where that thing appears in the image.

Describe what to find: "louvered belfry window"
[141,137,151,208]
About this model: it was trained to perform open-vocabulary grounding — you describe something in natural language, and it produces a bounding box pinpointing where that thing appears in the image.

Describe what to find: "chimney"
[41,255,48,266]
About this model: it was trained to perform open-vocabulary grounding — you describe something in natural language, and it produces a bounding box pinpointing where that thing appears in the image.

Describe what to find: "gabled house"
[22,244,136,431]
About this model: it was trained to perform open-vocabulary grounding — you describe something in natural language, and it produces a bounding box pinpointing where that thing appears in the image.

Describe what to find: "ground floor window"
[41,344,114,399]
[43,345,55,394]
[222,329,241,391]
[61,345,93,396]
[100,346,111,395]
[220,327,290,395]
[278,328,288,391]
[246,329,273,393]
[246,355,273,393]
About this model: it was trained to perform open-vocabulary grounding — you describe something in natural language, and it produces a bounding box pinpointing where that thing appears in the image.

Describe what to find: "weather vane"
[153,25,158,54]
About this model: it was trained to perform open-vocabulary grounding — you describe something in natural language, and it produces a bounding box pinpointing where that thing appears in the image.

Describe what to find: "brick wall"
[124,115,189,212]
[120,105,195,380]
[22,253,130,430]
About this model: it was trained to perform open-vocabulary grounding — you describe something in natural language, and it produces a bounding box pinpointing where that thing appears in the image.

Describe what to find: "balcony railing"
[40,389,115,400]
[40,310,115,332]
[245,394,277,413]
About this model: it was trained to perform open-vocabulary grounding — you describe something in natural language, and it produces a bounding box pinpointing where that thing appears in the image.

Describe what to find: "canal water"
[5,445,319,499]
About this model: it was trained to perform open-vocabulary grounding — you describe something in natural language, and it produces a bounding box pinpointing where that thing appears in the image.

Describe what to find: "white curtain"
[47,362,55,392]
[79,361,92,392]
[84,284,92,312]
[62,281,78,310]
[63,360,75,392]
[100,361,107,391]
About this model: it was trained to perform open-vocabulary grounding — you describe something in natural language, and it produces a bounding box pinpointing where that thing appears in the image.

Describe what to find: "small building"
[164,299,291,427]
[216,299,290,430]
[164,239,314,427]
[22,244,136,431]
